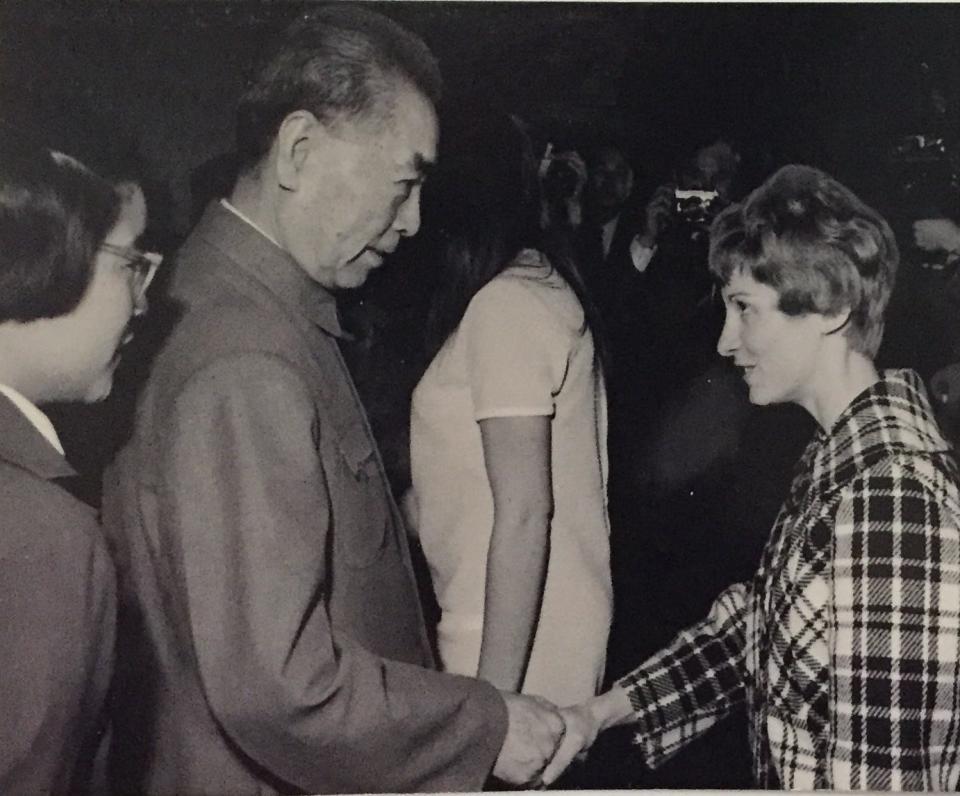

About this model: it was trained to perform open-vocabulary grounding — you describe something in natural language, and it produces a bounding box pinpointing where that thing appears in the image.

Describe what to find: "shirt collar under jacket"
[797,368,955,503]
[212,199,344,339]
[0,383,64,455]
[0,387,73,481]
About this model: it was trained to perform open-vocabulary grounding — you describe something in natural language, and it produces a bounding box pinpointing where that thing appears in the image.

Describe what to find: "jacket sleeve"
[827,461,960,791]
[159,352,507,793]
[0,492,113,795]
[616,580,752,768]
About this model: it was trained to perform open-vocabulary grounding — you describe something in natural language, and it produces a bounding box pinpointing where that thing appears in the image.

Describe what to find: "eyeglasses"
[99,242,163,303]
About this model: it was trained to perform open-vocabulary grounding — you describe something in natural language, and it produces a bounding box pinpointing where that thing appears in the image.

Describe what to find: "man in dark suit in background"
[103,8,564,794]
[578,145,646,318]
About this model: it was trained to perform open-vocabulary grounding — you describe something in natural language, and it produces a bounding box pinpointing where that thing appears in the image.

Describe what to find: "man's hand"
[632,183,675,250]
[492,692,565,786]
[913,218,960,254]
[537,702,600,786]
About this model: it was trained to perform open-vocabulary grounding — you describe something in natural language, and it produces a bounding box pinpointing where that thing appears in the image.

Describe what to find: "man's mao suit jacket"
[103,203,507,795]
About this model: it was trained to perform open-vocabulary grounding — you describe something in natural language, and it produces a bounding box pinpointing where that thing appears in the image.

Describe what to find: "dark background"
[3,2,959,789]
[4,2,960,230]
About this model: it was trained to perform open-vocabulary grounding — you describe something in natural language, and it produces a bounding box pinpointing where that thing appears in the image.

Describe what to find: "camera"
[888,133,960,271]
[674,188,720,227]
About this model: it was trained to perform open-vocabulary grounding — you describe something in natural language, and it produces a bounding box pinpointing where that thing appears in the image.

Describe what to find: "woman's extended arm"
[538,686,634,786]
[476,414,553,692]
[541,580,754,785]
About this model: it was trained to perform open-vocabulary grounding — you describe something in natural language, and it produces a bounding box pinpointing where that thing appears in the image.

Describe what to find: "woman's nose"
[132,289,149,318]
[716,314,738,357]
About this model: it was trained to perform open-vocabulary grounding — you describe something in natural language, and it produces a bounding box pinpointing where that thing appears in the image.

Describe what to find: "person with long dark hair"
[408,107,612,712]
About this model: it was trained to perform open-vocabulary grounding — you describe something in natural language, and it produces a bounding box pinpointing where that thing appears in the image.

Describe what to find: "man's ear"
[275,110,320,192]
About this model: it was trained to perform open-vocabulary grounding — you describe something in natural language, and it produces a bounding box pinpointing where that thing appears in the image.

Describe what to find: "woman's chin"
[747,384,776,406]
[80,365,118,404]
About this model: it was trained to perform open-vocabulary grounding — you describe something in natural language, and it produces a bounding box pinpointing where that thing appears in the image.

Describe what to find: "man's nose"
[394,193,421,238]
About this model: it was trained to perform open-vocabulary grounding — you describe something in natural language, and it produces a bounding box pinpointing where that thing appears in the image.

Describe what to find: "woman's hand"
[538,687,636,786]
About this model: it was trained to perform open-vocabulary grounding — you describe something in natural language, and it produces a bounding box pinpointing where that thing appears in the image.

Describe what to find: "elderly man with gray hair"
[103,8,564,794]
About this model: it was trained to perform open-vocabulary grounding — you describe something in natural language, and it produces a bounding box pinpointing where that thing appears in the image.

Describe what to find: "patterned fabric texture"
[619,369,960,790]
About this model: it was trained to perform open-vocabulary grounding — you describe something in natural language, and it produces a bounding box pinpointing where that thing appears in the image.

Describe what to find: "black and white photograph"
[2,2,960,793]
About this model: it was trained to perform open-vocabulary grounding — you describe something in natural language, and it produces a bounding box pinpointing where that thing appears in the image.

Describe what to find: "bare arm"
[476,414,553,692]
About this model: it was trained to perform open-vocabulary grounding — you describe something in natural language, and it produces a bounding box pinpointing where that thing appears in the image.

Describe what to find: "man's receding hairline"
[321,75,434,141]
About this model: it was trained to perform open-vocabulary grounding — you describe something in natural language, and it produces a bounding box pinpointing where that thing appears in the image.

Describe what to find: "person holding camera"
[616,141,738,382]
[912,215,960,448]
[602,141,740,489]
[631,140,738,305]
[909,218,960,448]
[540,146,588,233]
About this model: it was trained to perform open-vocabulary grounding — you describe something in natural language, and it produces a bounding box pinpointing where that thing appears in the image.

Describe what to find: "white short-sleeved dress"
[411,249,613,705]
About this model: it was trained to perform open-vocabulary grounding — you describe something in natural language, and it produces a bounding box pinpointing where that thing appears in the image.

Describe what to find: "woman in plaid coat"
[543,164,960,790]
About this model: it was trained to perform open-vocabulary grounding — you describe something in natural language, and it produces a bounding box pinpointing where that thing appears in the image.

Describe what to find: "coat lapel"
[0,394,75,482]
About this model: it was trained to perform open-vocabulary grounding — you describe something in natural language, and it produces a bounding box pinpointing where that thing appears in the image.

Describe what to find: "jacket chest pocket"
[306,337,396,568]
[328,418,392,568]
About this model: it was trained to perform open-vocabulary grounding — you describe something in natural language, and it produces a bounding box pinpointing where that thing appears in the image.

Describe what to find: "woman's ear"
[822,307,852,337]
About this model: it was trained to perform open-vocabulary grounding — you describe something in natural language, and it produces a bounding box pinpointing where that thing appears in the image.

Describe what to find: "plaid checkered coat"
[619,369,960,790]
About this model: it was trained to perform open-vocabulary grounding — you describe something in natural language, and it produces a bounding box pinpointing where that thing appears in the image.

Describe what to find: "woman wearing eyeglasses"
[541,165,960,791]
[0,131,159,794]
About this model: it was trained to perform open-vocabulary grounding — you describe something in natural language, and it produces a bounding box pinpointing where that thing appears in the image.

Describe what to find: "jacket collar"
[0,393,75,481]
[800,369,952,500]
[191,201,344,338]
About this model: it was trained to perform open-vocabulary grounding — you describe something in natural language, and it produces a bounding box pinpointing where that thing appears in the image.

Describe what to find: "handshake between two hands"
[492,690,608,788]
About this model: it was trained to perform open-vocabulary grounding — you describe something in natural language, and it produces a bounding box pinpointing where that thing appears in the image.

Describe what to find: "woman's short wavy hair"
[708,164,899,357]
[0,129,120,324]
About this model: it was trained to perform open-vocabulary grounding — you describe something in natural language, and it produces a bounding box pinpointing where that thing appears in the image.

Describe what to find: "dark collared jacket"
[103,203,507,795]
[0,395,115,795]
